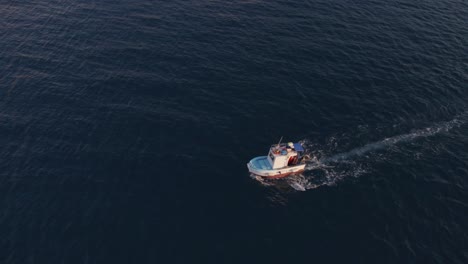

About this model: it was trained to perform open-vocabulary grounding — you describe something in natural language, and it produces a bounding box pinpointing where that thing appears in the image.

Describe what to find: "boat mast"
[277,136,283,148]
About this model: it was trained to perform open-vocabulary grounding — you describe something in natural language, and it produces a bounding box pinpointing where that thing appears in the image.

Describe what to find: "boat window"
[269,152,275,160]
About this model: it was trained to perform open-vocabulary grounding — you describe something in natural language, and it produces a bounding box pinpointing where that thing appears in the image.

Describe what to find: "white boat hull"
[247,156,306,178]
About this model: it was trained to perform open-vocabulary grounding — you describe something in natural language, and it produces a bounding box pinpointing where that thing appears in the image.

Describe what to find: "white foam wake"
[320,113,466,164]
[255,111,468,192]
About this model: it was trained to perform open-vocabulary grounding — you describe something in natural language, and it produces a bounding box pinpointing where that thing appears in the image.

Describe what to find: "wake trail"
[282,111,468,191]
[318,112,467,164]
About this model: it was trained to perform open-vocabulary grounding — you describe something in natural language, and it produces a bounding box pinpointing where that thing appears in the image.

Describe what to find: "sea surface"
[1,0,467,263]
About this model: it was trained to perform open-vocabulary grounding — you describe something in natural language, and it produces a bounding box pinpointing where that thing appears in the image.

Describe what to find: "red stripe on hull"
[255,169,304,179]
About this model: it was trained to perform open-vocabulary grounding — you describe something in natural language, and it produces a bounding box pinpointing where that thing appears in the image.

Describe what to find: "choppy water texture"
[1,0,467,263]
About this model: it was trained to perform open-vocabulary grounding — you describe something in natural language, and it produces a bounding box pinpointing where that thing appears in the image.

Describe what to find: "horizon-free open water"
[1,0,467,263]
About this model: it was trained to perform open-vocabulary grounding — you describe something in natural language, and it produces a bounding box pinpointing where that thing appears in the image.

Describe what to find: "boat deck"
[249,156,272,170]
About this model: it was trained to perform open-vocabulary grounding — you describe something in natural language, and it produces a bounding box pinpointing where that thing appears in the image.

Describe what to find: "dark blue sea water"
[1,0,467,263]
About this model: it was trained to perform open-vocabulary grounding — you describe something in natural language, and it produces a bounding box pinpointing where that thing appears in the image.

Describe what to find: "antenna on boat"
[277,136,283,148]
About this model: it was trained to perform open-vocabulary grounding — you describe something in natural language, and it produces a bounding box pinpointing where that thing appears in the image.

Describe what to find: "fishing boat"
[247,139,309,178]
